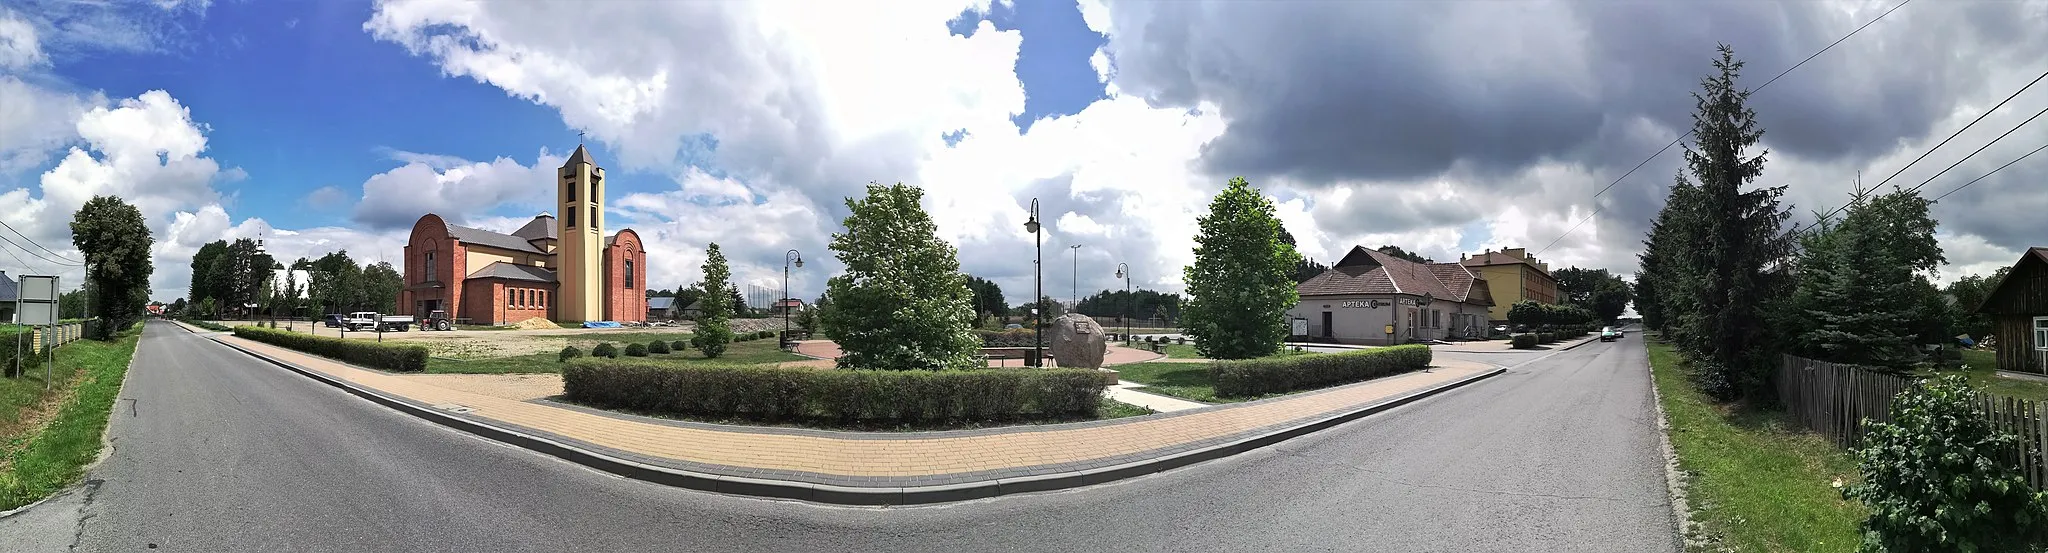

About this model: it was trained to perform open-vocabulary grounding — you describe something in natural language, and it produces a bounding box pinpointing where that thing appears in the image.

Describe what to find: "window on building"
[1432,310,1441,328]
[588,205,597,229]
[523,289,532,307]
[564,174,576,202]
[565,205,576,227]
[425,251,436,282]
[2035,317,2048,351]
[539,290,547,307]
[624,258,635,289]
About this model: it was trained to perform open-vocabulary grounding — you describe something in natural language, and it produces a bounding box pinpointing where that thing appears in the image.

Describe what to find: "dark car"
[323,314,345,328]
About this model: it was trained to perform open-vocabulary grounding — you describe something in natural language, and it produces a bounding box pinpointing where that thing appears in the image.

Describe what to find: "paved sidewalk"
[1104,382,1211,412]
[1432,335,1600,353]
[186,323,1500,501]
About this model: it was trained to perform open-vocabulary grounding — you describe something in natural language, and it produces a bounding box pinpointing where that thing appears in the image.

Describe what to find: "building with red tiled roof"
[1290,246,1496,345]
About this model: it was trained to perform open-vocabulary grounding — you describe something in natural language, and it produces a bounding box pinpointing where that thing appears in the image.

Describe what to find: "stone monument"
[1051,313,1108,369]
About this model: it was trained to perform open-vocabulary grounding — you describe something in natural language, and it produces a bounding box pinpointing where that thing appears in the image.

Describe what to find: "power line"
[0,231,81,268]
[1902,104,2048,196]
[1933,142,2048,202]
[1790,68,2048,234]
[1533,0,1913,256]
[0,237,39,274]
[0,218,83,265]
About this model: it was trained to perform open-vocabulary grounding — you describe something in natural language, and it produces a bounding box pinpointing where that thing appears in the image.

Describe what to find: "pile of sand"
[511,317,558,330]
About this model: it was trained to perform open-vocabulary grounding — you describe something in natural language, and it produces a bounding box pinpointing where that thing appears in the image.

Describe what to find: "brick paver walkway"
[190,324,1496,488]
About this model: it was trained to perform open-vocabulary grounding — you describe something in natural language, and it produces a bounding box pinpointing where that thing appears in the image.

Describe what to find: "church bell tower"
[556,144,604,322]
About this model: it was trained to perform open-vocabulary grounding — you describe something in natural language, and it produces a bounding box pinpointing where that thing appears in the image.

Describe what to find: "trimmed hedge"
[592,343,619,358]
[648,340,671,354]
[976,329,1042,347]
[1537,332,1557,344]
[559,346,583,362]
[670,340,689,352]
[624,343,649,357]
[181,319,232,332]
[1210,344,1432,398]
[563,361,1109,423]
[232,326,428,372]
[1511,334,1539,349]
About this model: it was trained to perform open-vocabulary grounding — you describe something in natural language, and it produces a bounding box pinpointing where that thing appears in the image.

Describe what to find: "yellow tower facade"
[556,145,604,322]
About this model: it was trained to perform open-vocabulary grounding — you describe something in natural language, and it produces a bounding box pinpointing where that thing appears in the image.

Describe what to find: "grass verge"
[0,327,139,511]
[428,338,806,374]
[1648,339,1863,552]
[1114,362,1226,403]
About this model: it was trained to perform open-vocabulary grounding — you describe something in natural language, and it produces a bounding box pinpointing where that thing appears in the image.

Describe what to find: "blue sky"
[8,0,1110,231]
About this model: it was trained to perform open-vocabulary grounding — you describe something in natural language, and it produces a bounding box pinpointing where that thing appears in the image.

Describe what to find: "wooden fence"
[1778,354,2048,490]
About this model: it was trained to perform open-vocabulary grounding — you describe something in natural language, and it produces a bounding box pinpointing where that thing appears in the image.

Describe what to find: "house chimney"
[1459,253,1467,261]
[1503,247,1526,259]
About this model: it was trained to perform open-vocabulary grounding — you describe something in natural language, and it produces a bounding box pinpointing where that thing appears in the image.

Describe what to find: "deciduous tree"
[1182,177,1301,359]
[70,195,154,337]
[818,183,980,370]
[691,243,735,358]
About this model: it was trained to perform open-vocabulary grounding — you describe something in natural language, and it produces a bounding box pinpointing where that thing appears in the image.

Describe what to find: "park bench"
[979,347,1055,367]
[779,330,813,351]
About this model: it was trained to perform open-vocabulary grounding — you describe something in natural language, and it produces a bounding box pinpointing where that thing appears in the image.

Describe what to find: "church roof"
[563,144,593,168]
[466,262,556,283]
[512,214,556,241]
[447,224,545,254]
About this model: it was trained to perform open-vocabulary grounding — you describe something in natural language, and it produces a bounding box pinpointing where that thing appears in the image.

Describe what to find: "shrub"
[975,329,1040,347]
[1210,344,1432,398]
[1510,334,1539,349]
[232,326,428,372]
[648,340,671,354]
[1846,375,2048,551]
[591,342,619,358]
[562,361,1108,424]
[624,343,649,357]
[670,340,689,352]
[559,346,583,362]
[182,319,232,332]
[1537,332,1557,344]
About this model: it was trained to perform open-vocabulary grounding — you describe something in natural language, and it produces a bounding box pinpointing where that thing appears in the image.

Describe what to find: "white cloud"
[0,10,45,69]
[301,185,348,209]
[350,150,566,228]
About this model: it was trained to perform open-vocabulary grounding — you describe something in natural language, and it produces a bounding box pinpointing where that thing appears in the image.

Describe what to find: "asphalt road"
[9,321,1674,552]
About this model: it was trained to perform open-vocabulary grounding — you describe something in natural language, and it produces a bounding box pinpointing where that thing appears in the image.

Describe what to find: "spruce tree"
[1181,177,1302,359]
[1674,45,1795,398]
[1793,187,1942,370]
[690,243,735,358]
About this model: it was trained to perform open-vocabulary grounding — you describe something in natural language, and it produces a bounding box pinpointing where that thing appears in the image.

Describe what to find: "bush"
[1537,332,1557,344]
[232,326,428,372]
[624,343,649,357]
[559,346,583,362]
[1510,334,1539,349]
[1846,375,2048,551]
[562,361,1108,424]
[1210,344,1432,398]
[181,319,232,332]
[592,342,619,358]
[648,340,671,354]
[670,340,689,352]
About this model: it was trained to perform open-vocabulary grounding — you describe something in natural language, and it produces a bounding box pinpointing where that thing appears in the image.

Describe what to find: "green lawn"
[1114,362,1226,403]
[1918,349,2048,402]
[1,326,140,510]
[427,337,805,374]
[1649,339,1864,553]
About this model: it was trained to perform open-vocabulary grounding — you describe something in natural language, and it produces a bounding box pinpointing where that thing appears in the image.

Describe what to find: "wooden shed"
[1975,247,2048,375]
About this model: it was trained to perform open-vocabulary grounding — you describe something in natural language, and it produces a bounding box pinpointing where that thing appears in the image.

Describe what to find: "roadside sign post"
[17,276,59,390]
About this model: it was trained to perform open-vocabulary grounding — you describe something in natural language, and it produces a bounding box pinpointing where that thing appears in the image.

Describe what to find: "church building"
[398,145,647,325]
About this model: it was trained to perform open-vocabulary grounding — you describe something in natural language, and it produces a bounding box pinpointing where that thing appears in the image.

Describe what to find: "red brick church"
[398,145,646,324]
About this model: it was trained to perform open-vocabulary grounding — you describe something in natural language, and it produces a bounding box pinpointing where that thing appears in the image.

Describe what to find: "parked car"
[1600,326,1623,342]
[1004,323,1023,330]
[323,314,345,328]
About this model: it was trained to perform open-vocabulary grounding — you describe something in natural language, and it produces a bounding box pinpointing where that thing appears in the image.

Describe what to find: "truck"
[341,312,413,332]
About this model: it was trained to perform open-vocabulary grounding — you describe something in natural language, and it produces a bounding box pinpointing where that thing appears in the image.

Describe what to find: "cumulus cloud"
[350,150,566,229]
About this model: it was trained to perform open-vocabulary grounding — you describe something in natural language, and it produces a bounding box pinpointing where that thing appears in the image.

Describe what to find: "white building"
[1289,246,1496,345]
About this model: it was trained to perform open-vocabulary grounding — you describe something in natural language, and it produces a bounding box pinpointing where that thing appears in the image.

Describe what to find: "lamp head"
[795,257,804,268]
[1024,218,1039,234]
[1115,268,1125,279]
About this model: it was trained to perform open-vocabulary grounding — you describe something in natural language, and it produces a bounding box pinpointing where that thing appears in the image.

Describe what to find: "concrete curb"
[1642,337,1697,551]
[204,334,1505,505]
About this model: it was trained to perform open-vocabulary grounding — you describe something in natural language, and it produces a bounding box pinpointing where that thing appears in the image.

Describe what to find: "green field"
[1916,349,2048,402]
[1648,340,1863,552]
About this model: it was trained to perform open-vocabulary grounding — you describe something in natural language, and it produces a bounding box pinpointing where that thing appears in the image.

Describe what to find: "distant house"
[1292,246,1496,345]
[0,270,17,323]
[679,299,703,319]
[1974,247,2048,375]
[771,298,805,316]
[1459,247,1559,323]
[647,296,678,320]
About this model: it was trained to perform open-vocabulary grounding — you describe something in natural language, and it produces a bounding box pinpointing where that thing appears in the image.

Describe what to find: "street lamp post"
[1114,263,1129,344]
[783,249,803,349]
[1068,244,1083,307]
[1025,199,1043,367]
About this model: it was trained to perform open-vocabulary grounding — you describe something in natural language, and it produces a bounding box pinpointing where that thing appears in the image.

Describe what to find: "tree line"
[180,243,400,319]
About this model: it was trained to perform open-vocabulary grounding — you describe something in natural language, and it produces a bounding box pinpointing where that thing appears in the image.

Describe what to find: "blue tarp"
[582,321,622,328]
